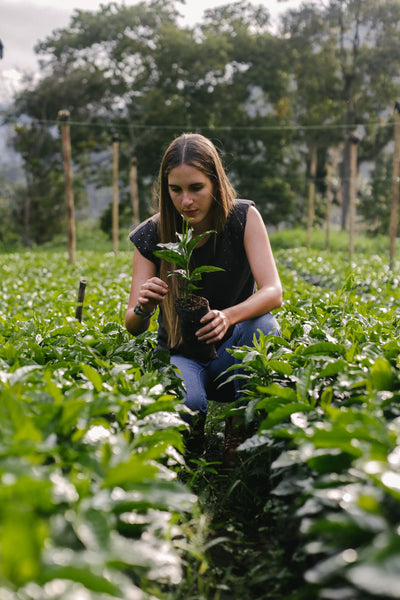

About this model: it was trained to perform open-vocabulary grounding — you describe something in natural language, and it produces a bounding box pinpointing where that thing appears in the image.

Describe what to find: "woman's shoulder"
[129,214,161,264]
[219,199,255,245]
[234,198,255,209]
[129,213,160,244]
[227,199,255,227]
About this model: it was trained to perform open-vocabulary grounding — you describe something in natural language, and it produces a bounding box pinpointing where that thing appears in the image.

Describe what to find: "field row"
[1,248,400,599]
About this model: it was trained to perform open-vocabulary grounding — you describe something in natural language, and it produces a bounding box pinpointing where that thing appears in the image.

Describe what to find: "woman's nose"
[182,191,192,205]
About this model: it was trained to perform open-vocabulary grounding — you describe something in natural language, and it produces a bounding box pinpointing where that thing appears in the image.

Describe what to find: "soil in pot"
[175,295,218,361]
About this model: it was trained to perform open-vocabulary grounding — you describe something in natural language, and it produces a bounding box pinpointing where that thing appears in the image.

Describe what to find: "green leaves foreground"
[227,247,400,600]
[3,247,400,600]
[0,251,198,600]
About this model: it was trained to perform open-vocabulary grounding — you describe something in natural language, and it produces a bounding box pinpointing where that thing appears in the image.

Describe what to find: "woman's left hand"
[196,310,230,344]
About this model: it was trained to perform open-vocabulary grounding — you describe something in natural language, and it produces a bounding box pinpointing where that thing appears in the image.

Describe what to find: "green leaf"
[134,428,185,454]
[256,382,297,402]
[103,455,159,489]
[156,241,183,252]
[109,480,196,513]
[369,357,394,391]
[306,428,364,457]
[0,507,46,586]
[268,359,293,375]
[58,399,88,434]
[318,359,347,378]
[302,342,345,357]
[191,265,225,277]
[154,248,186,268]
[260,402,314,429]
[348,559,400,598]
[0,393,42,442]
[73,506,111,551]
[38,564,123,596]
[306,449,353,474]
[296,362,314,402]
[186,228,216,255]
[44,377,63,404]
[81,364,103,393]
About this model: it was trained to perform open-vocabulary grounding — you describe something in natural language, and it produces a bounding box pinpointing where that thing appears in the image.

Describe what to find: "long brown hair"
[157,133,236,348]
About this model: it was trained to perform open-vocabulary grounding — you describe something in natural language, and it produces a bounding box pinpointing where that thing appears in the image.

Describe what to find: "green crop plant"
[1,244,400,600]
[154,218,224,300]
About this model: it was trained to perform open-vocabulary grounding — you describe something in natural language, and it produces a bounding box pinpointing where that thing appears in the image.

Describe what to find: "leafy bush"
[226,247,400,599]
[2,245,400,600]
[0,251,200,599]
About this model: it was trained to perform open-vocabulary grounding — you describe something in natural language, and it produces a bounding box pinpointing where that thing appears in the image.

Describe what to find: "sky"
[0,0,302,101]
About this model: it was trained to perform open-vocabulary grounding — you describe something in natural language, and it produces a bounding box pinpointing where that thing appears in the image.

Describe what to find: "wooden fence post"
[307,144,317,248]
[130,157,140,227]
[75,279,87,322]
[349,133,360,259]
[325,156,333,252]
[112,132,119,254]
[58,109,76,265]
[389,102,400,270]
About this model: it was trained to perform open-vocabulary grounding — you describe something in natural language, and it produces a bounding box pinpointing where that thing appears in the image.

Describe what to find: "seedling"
[154,218,224,299]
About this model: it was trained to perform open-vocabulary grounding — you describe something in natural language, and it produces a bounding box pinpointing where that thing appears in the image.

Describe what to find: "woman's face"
[167,164,214,232]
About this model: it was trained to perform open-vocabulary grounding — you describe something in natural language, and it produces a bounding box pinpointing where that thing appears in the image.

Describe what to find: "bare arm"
[197,205,282,343]
[125,248,169,336]
[224,205,282,322]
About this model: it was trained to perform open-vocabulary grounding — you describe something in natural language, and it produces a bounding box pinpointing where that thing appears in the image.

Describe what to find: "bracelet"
[134,303,156,319]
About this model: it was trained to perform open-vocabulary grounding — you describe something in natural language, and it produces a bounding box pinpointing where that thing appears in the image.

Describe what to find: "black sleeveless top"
[129,199,256,351]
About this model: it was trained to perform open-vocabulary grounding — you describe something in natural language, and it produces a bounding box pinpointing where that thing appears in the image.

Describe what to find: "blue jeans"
[170,313,280,416]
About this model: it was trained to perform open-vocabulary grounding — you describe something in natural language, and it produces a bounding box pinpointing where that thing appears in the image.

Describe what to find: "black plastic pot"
[175,295,218,361]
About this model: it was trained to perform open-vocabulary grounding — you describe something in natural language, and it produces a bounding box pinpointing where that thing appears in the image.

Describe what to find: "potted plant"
[154,219,224,361]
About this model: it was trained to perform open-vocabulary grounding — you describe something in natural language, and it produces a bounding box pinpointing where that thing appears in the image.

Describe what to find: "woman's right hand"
[126,250,167,335]
[137,277,169,313]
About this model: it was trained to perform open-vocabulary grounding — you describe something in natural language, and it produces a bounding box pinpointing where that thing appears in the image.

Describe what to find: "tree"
[282,0,400,229]
[11,123,69,245]
[10,0,298,235]
[195,2,299,224]
[281,4,343,237]
[8,0,183,239]
[8,0,400,244]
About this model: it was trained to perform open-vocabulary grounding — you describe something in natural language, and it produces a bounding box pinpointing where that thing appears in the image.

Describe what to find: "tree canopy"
[4,0,400,244]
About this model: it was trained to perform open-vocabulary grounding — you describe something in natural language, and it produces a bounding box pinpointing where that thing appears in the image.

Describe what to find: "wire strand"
[6,117,394,133]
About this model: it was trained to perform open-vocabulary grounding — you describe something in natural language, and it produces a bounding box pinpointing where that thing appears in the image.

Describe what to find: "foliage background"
[1,229,400,599]
[2,0,400,247]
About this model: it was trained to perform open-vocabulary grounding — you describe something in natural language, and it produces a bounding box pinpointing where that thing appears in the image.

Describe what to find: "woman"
[125,133,282,465]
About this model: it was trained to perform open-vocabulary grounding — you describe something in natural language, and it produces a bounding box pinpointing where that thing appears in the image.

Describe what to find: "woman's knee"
[234,312,280,346]
[183,386,207,414]
[256,312,281,336]
[170,355,208,415]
